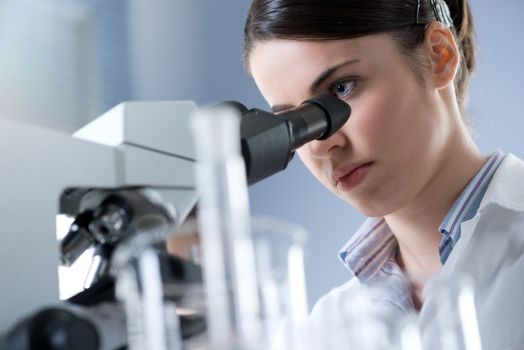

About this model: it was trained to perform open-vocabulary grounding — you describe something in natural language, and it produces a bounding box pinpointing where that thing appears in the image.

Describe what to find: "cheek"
[349,78,433,157]
[346,87,405,149]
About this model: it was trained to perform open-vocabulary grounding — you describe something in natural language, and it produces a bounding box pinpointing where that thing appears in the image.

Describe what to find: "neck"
[385,122,485,308]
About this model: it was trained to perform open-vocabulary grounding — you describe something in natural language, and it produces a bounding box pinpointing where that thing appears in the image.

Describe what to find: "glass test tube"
[190,105,261,349]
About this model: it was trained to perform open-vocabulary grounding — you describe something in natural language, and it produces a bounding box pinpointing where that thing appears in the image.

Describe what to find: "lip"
[331,161,374,189]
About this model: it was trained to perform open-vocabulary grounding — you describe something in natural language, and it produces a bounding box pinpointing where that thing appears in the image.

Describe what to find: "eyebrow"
[270,58,360,114]
[310,58,360,94]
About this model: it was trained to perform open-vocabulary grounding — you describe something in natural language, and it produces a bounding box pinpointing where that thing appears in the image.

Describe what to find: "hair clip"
[430,0,453,27]
[416,0,422,24]
[416,0,453,27]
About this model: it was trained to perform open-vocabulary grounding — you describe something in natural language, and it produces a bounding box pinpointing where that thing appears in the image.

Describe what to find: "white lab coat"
[307,153,524,350]
[431,153,524,350]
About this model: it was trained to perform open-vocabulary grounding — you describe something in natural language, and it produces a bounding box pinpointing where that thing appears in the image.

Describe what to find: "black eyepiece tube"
[238,95,350,185]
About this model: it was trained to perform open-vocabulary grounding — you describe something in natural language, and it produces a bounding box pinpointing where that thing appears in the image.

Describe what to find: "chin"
[341,193,397,218]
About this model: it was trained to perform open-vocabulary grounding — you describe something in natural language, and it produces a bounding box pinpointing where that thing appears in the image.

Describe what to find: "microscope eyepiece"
[238,94,351,184]
[303,94,351,140]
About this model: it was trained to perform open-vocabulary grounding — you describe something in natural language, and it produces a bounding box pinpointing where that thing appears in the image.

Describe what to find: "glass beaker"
[248,215,309,350]
[112,215,309,350]
[181,215,309,350]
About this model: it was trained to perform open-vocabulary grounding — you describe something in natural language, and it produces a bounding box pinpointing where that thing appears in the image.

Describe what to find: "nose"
[305,129,348,158]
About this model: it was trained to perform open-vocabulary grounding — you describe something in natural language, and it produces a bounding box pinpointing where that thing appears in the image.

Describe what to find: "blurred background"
[0,0,522,306]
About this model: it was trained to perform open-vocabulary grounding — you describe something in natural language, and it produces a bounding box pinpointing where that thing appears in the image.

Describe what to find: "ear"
[423,22,460,89]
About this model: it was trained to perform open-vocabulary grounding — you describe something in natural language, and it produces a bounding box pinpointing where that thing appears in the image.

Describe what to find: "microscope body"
[0,101,199,348]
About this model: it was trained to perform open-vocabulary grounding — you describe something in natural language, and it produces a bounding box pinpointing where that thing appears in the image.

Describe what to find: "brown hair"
[244,0,475,110]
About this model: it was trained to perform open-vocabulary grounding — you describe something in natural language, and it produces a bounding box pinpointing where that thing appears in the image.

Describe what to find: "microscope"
[0,96,349,349]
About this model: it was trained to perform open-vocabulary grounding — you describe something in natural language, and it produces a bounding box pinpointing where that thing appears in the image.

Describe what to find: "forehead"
[248,34,400,104]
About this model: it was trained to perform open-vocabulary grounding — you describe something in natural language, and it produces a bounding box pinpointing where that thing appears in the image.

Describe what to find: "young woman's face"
[249,34,454,216]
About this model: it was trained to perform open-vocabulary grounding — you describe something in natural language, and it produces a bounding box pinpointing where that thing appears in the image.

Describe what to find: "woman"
[243,0,524,348]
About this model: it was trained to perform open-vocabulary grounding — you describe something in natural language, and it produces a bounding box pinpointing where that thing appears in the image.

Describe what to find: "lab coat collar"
[478,153,524,213]
[441,153,524,276]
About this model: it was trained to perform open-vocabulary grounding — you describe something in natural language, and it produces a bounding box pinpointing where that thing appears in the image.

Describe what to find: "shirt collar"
[338,217,397,282]
[478,153,524,212]
[439,150,504,245]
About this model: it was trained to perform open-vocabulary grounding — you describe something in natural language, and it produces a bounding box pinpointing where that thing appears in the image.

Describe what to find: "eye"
[330,80,356,98]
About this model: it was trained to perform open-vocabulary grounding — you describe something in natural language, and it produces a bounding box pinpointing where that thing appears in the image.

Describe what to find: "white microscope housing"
[0,101,199,341]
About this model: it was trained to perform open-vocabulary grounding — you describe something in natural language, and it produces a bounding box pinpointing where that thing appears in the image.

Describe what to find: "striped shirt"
[439,150,505,263]
[338,150,505,311]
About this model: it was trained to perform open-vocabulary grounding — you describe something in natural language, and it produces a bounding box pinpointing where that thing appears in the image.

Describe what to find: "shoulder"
[304,278,404,347]
[308,278,360,324]
[311,278,360,309]
[300,278,360,346]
